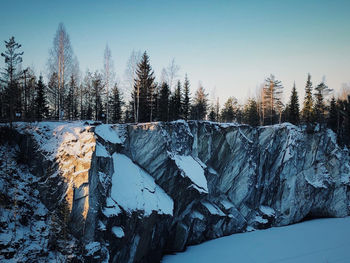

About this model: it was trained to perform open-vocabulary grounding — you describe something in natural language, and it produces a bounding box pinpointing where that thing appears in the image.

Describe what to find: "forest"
[1,23,350,146]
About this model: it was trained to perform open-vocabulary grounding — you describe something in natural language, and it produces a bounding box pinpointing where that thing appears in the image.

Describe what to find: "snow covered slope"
[163,217,350,263]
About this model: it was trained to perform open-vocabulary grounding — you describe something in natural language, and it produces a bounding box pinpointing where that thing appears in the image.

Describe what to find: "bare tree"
[103,45,115,123]
[165,58,180,90]
[47,23,74,120]
[124,50,141,121]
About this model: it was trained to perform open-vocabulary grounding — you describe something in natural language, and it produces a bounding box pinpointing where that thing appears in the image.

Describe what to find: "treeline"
[1,24,350,147]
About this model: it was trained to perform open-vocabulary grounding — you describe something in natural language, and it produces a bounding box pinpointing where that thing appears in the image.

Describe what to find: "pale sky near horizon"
[1,0,349,104]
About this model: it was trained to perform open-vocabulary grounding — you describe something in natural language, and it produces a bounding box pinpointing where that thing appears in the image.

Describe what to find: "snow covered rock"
[0,120,349,262]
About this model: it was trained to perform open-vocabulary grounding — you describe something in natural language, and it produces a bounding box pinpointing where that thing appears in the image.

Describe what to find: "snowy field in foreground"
[162,217,350,263]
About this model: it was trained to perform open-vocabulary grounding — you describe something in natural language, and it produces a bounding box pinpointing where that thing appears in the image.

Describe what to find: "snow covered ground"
[163,217,350,263]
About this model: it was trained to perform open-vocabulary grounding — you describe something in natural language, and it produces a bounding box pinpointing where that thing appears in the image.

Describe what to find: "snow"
[85,242,101,256]
[259,205,275,217]
[96,142,110,157]
[201,201,225,216]
[221,200,234,210]
[95,124,122,144]
[103,197,121,217]
[254,215,268,224]
[163,217,350,263]
[172,154,208,193]
[238,128,253,143]
[110,153,173,216]
[191,211,205,220]
[112,226,124,238]
[304,164,330,189]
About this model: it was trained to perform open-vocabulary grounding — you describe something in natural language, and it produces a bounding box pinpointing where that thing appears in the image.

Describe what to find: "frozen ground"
[163,217,350,263]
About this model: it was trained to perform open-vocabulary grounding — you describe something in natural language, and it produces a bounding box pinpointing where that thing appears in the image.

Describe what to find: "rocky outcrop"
[0,121,349,262]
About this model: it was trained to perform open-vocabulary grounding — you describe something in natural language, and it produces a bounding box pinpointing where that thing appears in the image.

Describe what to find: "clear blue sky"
[1,0,349,104]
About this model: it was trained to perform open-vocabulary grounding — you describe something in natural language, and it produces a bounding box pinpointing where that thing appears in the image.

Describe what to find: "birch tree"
[125,50,141,121]
[103,45,115,123]
[48,23,74,120]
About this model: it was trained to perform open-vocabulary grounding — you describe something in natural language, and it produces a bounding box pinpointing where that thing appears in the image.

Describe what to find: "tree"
[133,51,155,123]
[302,73,314,123]
[182,74,191,120]
[208,104,216,121]
[1,36,23,123]
[244,98,259,126]
[164,58,180,90]
[35,75,49,120]
[125,50,142,121]
[314,81,332,123]
[48,23,74,120]
[169,80,182,120]
[65,74,78,120]
[263,74,283,125]
[92,72,104,121]
[103,45,115,124]
[327,96,337,132]
[158,82,171,121]
[221,97,237,122]
[191,84,208,120]
[109,83,123,123]
[288,82,300,125]
[47,72,59,118]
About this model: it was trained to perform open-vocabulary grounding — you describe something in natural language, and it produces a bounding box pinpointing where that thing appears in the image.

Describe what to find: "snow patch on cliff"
[110,153,173,216]
[172,154,208,193]
[95,124,122,144]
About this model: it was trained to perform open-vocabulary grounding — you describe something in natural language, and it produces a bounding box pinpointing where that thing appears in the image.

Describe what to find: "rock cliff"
[0,121,349,262]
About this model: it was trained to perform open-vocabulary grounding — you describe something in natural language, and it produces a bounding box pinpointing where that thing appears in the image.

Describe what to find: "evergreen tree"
[169,80,182,120]
[109,83,123,123]
[208,104,216,121]
[327,96,337,132]
[1,36,23,123]
[47,72,59,119]
[245,99,259,126]
[182,74,191,120]
[133,51,155,123]
[92,72,104,121]
[190,85,208,120]
[35,75,49,120]
[288,82,300,125]
[66,74,77,120]
[314,81,331,123]
[302,74,314,123]
[220,97,237,122]
[263,74,283,125]
[158,82,170,121]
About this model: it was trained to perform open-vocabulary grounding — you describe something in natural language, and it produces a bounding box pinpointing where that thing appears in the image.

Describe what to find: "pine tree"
[220,97,236,122]
[288,82,300,125]
[208,105,216,121]
[133,52,155,122]
[92,72,104,121]
[169,80,182,120]
[109,83,123,123]
[327,96,337,132]
[35,75,49,120]
[263,74,283,125]
[182,74,191,121]
[245,99,259,126]
[302,74,314,123]
[1,36,23,124]
[66,74,77,120]
[190,85,208,120]
[314,82,331,123]
[158,82,171,121]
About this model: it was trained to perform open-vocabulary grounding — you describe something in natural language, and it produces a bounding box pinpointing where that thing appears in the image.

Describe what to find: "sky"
[1,0,349,104]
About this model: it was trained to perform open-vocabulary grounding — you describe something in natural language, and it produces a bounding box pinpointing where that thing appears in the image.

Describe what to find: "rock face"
[0,121,349,262]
